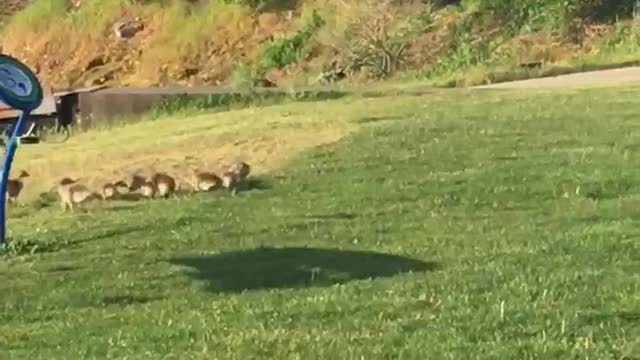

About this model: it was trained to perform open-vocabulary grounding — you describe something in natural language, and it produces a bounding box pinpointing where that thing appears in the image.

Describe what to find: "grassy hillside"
[0,0,30,27]
[1,86,640,358]
[2,0,640,89]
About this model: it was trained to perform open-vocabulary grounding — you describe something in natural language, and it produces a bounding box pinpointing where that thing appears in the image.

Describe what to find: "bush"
[464,0,638,35]
[577,0,638,22]
[462,0,575,34]
[326,0,435,79]
[259,10,324,70]
[421,13,496,79]
[3,0,69,32]
[232,62,262,90]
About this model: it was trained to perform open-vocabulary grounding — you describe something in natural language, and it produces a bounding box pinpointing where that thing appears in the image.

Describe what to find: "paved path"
[472,66,640,89]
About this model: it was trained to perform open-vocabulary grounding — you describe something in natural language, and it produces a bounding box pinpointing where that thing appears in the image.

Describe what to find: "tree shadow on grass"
[243,176,272,191]
[67,224,150,247]
[353,115,405,124]
[170,246,438,293]
[101,295,161,307]
[582,311,640,325]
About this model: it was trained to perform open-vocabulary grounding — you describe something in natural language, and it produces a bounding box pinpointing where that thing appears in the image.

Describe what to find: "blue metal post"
[0,111,29,246]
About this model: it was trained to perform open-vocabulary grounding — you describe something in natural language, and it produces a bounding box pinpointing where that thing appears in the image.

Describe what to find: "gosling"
[6,170,29,204]
[191,170,222,192]
[227,161,251,180]
[101,180,129,200]
[129,174,156,198]
[220,171,240,195]
[150,172,176,198]
[56,178,100,211]
[130,173,177,199]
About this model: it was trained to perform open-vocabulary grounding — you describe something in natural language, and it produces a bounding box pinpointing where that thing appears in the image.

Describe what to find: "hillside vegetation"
[0,0,30,27]
[2,86,640,358]
[2,0,640,89]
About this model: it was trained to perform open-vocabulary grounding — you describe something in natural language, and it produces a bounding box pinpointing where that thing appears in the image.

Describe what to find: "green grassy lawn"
[1,87,640,359]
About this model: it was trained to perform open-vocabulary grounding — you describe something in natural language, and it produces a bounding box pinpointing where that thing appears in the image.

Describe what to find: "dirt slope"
[1,1,639,90]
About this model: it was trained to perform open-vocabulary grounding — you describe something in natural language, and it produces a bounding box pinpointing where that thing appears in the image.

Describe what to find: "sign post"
[0,54,43,246]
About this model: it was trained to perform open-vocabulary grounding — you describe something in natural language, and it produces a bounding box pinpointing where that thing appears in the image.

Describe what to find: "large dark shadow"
[582,311,640,324]
[354,115,405,124]
[170,246,438,293]
[302,212,358,220]
[47,264,82,273]
[100,295,161,307]
[67,224,149,247]
[115,193,147,202]
[243,176,273,191]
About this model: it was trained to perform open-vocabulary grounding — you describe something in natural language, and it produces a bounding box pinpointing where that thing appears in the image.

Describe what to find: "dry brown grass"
[9,100,359,201]
[7,90,437,203]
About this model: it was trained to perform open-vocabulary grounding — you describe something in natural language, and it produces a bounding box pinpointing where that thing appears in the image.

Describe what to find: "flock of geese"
[5,161,252,211]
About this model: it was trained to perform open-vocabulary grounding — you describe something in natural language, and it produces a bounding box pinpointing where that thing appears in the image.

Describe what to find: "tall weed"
[259,9,324,70]
[3,0,69,33]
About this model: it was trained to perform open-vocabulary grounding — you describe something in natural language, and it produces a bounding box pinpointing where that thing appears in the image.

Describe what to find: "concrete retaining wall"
[77,91,165,129]
[75,86,349,129]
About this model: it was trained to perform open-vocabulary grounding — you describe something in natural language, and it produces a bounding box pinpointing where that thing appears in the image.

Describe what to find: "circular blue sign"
[0,54,43,112]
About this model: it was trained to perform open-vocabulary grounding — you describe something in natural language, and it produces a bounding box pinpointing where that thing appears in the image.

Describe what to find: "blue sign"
[0,53,43,246]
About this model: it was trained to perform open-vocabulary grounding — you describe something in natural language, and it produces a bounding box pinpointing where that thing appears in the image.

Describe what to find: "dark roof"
[53,85,108,97]
[93,86,236,95]
[0,95,56,120]
[0,85,106,120]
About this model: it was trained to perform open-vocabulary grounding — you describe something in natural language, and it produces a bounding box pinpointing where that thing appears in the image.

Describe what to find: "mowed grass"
[2,87,640,359]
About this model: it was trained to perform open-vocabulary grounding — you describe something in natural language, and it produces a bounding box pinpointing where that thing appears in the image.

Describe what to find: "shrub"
[422,13,496,79]
[326,0,434,79]
[259,9,324,70]
[232,62,262,90]
[3,0,69,32]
